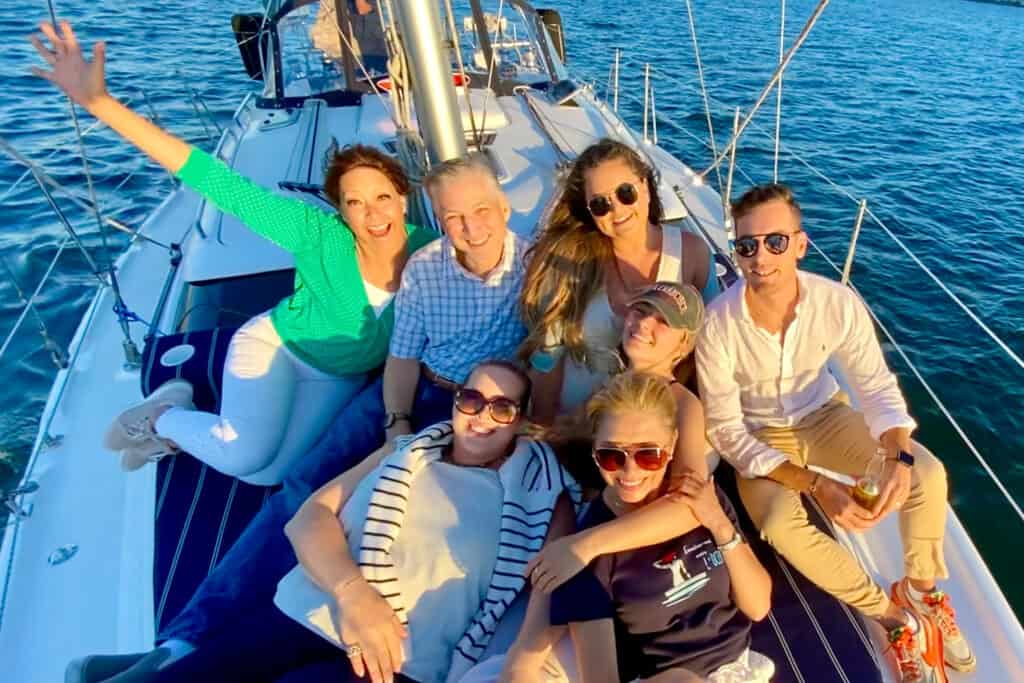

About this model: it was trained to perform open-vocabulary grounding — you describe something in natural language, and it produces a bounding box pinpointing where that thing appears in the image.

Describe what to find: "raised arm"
[284,443,405,683]
[31,21,189,172]
[30,20,329,253]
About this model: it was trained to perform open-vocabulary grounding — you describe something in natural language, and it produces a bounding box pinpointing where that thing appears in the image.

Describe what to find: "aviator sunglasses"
[454,388,521,425]
[733,231,802,259]
[587,182,639,217]
[592,444,670,472]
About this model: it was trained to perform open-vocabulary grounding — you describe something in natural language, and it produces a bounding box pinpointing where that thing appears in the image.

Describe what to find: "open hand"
[812,477,876,531]
[335,579,408,683]
[29,20,107,108]
[525,533,591,593]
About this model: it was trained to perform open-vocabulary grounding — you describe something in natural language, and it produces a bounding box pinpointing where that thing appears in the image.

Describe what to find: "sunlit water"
[1,0,1022,614]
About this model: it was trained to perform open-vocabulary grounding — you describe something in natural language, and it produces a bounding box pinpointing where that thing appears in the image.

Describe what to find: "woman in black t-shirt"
[547,373,774,682]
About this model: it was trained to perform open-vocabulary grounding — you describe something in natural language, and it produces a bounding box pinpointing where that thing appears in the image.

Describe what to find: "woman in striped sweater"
[31,21,435,482]
[95,360,578,683]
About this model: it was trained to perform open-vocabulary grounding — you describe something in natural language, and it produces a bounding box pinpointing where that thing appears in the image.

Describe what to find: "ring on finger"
[344,643,363,658]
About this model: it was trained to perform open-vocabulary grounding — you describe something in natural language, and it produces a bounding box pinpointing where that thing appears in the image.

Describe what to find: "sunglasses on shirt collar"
[587,182,639,217]
[733,230,802,258]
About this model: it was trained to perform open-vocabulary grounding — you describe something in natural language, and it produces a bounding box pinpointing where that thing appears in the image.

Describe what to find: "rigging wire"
[774,0,786,182]
[0,240,71,367]
[478,0,507,138]
[608,58,1024,375]
[700,0,832,178]
[44,0,140,363]
[443,0,483,151]
[683,0,722,192]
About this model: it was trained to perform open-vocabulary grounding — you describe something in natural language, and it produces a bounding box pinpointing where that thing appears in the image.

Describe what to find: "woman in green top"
[32,21,435,483]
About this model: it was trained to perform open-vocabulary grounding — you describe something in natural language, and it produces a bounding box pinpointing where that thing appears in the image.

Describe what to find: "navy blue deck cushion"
[141,327,240,411]
[141,328,279,634]
[715,465,885,683]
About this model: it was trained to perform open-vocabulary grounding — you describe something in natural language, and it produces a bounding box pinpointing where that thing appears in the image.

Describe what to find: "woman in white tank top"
[519,139,719,420]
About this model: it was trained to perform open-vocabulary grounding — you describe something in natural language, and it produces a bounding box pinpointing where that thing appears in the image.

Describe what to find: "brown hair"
[731,183,801,223]
[466,359,534,409]
[323,145,411,208]
[518,139,664,364]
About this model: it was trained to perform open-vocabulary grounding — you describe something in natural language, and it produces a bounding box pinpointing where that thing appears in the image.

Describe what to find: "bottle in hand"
[852,447,885,511]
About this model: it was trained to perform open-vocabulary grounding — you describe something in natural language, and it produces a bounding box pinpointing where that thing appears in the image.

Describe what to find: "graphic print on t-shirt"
[653,538,722,607]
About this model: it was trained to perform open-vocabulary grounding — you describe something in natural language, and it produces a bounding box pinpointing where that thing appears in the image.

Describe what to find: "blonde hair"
[585,371,678,440]
[518,139,663,364]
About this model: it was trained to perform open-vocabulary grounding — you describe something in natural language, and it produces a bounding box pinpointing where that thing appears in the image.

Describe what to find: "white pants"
[155,312,368,485]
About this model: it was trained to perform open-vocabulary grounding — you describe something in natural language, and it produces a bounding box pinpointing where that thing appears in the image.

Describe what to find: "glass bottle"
[853,447,885,511]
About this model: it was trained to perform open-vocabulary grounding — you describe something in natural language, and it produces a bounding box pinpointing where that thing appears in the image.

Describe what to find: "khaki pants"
[737,395,949,618]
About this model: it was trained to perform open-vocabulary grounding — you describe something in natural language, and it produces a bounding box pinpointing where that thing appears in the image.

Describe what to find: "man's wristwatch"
[890,450,915,468]
[716,530,743,553]
[383,411,410,429]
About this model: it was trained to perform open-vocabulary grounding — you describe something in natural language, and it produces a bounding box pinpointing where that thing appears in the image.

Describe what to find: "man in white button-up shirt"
[696,184,975,681]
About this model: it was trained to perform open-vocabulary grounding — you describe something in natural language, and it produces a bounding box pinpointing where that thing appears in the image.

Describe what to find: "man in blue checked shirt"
[382,154,529,445]
[107,156,533,678]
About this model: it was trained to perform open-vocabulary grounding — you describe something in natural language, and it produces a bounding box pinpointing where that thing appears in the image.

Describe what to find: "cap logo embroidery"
[651,283,687,312]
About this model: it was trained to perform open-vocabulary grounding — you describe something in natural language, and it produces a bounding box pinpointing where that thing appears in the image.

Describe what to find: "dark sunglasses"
[733,231,801,258]
[454,388,521,425]
[592,444,670,472]
[587,182,639,217]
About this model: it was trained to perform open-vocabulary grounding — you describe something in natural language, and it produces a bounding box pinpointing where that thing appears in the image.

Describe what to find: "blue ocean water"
[1,0,1022,616]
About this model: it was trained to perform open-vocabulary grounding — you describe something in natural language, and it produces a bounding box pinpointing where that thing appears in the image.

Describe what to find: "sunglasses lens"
[587,195,613,217]
[734,237,758,258]
[593,448,625,472]
[633,447,666,470]
[764,233,790,255]
[455,389,485,416]
[489,398,519,424]
[615,183,639,206]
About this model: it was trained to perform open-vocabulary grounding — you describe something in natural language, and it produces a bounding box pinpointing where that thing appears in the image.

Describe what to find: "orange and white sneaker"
[893,579,976,673]
[886,614,947,683]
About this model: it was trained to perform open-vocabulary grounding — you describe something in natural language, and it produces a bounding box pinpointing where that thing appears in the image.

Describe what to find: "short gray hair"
[423,152,501,197]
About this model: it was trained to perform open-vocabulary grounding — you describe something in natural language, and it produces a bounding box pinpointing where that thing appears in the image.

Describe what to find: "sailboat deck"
[145,325,883,682]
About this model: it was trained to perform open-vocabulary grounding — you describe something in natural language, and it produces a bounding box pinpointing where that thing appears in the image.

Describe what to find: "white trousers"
[155,311,368,485]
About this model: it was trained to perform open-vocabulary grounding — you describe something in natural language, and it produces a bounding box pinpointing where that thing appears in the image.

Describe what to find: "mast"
[390,0,467,164]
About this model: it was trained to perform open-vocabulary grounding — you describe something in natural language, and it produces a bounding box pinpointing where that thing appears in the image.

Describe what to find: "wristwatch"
[890,450,915,468]
[383,411,410,429]
[716,530,743,553]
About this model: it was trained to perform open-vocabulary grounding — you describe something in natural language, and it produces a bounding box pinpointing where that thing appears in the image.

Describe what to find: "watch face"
[897,450,915,466]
